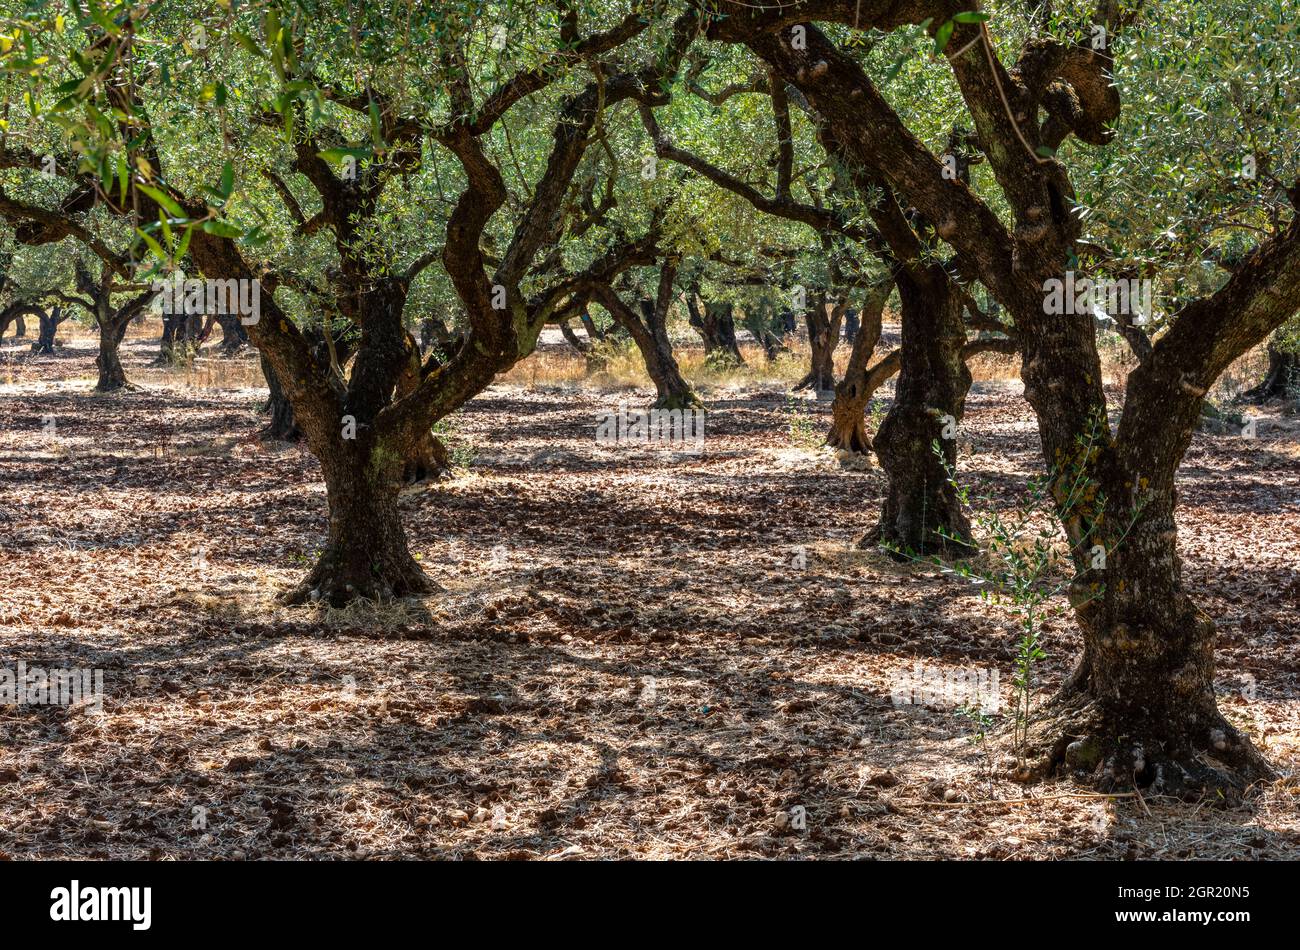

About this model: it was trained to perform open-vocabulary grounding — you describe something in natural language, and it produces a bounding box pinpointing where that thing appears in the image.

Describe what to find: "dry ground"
[0,322,1297,860]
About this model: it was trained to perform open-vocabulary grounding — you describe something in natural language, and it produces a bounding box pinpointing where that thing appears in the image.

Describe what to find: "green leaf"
[219,161,234,200]
[136,227,168,263]
[138,184,184,219]
[88,1,120,36]
[318,146,370,165]
[934,20,956,55]
[201,219,244,238]
[175,223,193,261]
[369,99,385,150]
[233,31,263,58]
[116,152,129,205]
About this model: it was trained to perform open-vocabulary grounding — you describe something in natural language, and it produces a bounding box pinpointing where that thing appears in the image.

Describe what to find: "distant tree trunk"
[158,310,204,363]
[418,316,437,354]
[559,317,607,374]
[417,311,462,358]
[637,292,698,409]
[215,313,249,355]
[592,268,699,409]
[756,327,784,360]
[741,302,787,360]
[31,305,66,354]
[59,260,156,392]
[827,281,895,453]
[686,294,743,365]
[1241,340,1299,403]
[396,333,452,482]
[260,353,302,441]
[579,311,605,344]
[1,302,41,342]
[260,322,367,443]
[843,307,860,344]
[794,292,845,393]
[859,268,974,556]
[95,318,129,392]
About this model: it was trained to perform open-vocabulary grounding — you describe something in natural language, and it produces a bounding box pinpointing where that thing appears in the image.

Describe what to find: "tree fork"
[826,279,894,453]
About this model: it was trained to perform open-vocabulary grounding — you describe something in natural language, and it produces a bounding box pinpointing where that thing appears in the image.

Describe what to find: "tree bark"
[687,295,743,365]
[215,313,249,356]
[396,332,452,482]
[95,318,129,392]
[827,281,894,453]
[559,317,607,374]
[843,307,859,344]
[158,310,205,364]
[858,269,974,556]
[1,302,40,342]
[740,301,787,360]
[724,9,1296,795]
[1241,340,1299,403]
[593,270,700,409]
[638,292,698,409]
[283,442,430,606]
[1044,487,1274,796]
[1037,375,1274,796]
[793,292,844,393]
[31,305,65,354]
[260,353,302,441]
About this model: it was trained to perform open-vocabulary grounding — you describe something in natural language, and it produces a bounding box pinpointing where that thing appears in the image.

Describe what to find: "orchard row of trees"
[1,0,1297,796]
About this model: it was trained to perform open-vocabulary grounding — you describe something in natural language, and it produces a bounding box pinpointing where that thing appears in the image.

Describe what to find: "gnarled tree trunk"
[95,317,129,392]
[1241,339,1299,403]
[31,305,66,355]
[1033,352,1275,797]
[740,301,787,361]
[286,439,430,606]
[636,291,698,409]
[858,269,973,556]
[396,332,452,482]
[260,353,302,441]
[794,292,844,393]
[827,281,895,454]
[559,317,607,374]
[1,302,41,342]
[593,264,700,410]
[732,9,1294,796]
[158,311,203,364]
[215,313,249,355]
[686,294,743,366]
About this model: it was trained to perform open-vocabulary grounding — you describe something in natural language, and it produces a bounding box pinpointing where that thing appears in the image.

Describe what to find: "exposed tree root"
[653,391,704,412]
[280,546,433,607]
[1008,690,1276,805]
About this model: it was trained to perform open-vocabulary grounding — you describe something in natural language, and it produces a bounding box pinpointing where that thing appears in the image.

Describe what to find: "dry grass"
[501,321,1274,408]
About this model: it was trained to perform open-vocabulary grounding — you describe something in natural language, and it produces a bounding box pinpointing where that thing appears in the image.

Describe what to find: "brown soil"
[1,329,1297,859]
